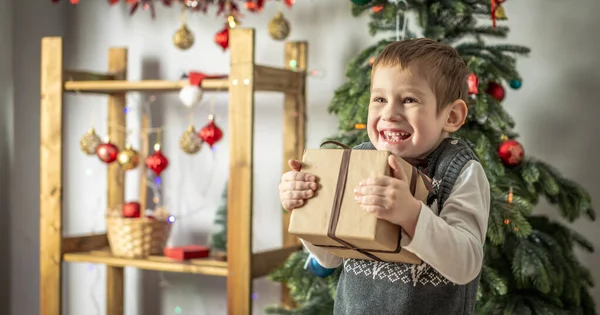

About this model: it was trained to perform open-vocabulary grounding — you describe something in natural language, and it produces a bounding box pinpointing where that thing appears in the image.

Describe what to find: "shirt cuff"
[402,202,434,255]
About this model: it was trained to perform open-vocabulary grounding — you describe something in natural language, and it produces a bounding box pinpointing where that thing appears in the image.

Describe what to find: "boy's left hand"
[353,155,422,236]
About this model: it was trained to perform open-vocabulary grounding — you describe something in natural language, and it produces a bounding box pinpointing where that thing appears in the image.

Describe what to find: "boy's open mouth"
[380,129,411,144]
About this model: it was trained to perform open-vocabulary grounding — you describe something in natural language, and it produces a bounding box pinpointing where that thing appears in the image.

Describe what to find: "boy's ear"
[443,99,468,133]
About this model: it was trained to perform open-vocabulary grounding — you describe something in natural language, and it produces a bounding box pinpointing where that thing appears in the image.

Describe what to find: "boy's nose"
[381,104,402,122]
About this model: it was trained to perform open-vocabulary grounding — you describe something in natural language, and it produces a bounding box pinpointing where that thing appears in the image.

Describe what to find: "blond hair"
[372,38,469,112]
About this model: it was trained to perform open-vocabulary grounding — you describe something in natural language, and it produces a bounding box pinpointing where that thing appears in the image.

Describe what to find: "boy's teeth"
[383,131,409,140]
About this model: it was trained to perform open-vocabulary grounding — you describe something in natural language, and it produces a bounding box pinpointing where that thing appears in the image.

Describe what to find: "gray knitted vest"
[334,137,481,315]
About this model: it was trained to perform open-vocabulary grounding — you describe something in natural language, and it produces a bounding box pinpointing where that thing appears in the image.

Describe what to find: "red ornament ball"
[486,82,505,102]
[215,25,229,50]
[146,144,169,176]
[199,115,223,148]
[498,139,524,166]
[122,201,141,218]
[467,73,479,95]
[96,142,119,163]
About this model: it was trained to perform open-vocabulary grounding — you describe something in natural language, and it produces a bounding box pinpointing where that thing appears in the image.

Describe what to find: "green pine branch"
[266,1,596,314]
[210,183,228,251]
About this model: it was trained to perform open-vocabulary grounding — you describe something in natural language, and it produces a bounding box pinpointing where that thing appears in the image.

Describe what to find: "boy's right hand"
[279,159,318,211]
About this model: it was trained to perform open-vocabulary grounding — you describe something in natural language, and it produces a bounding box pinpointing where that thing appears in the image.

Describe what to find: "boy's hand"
[353,155,422,237]
[279,159,318,211]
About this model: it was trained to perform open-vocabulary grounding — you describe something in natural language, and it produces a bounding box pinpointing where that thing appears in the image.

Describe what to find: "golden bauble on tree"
[268,11,291,41]
[179,125,203,154]
[173,23,195,50]
[117,145,140,170]
[80,128,102,155]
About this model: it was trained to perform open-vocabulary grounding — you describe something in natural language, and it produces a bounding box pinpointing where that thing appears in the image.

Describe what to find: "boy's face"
[367,65,448,158]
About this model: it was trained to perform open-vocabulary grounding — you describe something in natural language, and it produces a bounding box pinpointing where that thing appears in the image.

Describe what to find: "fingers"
[279,168,318,211]
[280,187,315,200]
[354,194,390,209]
[282,199,305,211]
[388,155,407,181]
[281,170,316,183]
[288,159,303,171]
[353,184,388,197]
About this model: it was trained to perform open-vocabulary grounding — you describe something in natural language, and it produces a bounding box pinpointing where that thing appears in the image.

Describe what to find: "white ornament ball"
[178,85,203,108]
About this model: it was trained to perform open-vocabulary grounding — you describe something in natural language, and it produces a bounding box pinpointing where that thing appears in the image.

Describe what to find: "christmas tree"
[266,1,597,314]
[211,183,228,251]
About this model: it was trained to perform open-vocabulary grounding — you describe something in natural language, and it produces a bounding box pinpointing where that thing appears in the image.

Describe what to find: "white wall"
[5,0,600,314]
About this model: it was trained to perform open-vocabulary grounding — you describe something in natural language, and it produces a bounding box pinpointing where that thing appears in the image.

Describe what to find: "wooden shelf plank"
[63,78,229,93]
[63,249,228,277]
[254,65,304,94]
[64,69,116,81]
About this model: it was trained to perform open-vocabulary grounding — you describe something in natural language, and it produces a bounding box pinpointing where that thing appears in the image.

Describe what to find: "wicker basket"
[106,216,173,259]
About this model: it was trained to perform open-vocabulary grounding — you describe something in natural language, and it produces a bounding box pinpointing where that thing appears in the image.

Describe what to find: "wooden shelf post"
[39,28,309,315]
[40,36,64,315]
[281,40,308,308]
[227,28,256,315]
[106,47,128,315]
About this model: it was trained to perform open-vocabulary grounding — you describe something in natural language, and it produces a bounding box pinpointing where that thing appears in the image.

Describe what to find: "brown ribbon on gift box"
[318,140,433,262]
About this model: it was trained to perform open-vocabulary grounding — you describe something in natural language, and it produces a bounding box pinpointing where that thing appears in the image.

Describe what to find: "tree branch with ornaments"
[52,0,295,50]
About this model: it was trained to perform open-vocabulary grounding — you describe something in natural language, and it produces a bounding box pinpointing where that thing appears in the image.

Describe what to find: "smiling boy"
[279,38,491,314]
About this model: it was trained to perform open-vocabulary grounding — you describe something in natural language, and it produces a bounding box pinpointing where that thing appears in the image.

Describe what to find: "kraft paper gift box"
[288,142,432,264]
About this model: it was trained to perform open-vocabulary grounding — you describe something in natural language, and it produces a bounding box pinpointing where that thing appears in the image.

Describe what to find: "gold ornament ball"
[80,128,102,155]
[173,23,195,50]
[179,125,203,154]
[117,145,140,170]
[268,12,290,41]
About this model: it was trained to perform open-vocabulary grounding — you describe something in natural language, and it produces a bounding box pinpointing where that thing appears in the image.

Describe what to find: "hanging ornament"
[178,85,203,108]
[173,7,194,50]
[467,73,479,95]
[80,128,102,155]
[495,4,507,20]
[490,0,506,28]
[146,143,169,176]
[227,14,240,29]
[96,140,119,164]
[509,79,522,89]
[244,0,265,12]
[305,256,336,278]
[179,125,203,154]
[498,139,524,167]
[214,24,229,51]
[284,0,294,7]
[117,145,140,170]
[351,0,372,5]
[372,5,384,13]
[486,82,505,102]
[199,114,223,148]
[268,11,291,41]
[173,23,195,50]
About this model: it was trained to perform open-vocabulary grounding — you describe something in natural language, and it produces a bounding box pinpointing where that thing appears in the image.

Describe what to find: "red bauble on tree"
[215,24,229,50]
[96,140,119,163]
[146,143,169,176]
[498,138,524,166]
[467,73,479,95]
[486,82,505,102]
[199,114,223,148]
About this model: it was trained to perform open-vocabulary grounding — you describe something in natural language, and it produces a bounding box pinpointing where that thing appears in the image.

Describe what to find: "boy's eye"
[373,97,386,103]
[403,97,417,104]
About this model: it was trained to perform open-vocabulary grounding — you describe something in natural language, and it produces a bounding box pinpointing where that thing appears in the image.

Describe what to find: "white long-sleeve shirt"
[301,159,490,285]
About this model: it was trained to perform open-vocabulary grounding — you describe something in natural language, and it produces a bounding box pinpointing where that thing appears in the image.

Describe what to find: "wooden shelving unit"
[39,28,306,315]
